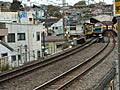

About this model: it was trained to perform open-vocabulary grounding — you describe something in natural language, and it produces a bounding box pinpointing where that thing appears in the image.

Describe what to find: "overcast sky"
[1,0,113,5]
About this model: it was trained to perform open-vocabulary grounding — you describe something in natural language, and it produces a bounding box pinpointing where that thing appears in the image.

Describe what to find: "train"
[83,22,104,37]
[83,23,94,38]
[83,22,117,37]
[92,22,104,36]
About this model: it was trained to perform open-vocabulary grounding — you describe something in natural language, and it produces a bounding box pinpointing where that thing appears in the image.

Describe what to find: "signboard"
[114,0,120,16]
[18,11,27,18]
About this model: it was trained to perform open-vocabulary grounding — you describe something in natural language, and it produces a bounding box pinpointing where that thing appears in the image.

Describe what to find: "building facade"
[0,12,34,24]
[0,22,47,67]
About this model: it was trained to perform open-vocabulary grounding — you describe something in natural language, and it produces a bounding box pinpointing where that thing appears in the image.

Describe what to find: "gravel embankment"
[0,43,106,90]
[65,42,117,90]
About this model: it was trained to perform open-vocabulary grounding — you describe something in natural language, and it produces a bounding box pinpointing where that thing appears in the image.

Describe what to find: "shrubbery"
[0,64,10,72]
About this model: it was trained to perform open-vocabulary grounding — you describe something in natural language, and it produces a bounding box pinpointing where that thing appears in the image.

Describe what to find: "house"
[0,22,47,68]
[49,19,63,35]
[48,18,84,40]
[41,36,65,55]
[40,18,60,35]
[28,6,45,20]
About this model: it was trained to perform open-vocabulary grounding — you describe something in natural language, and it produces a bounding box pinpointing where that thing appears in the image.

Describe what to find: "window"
[70,27,76,30]
[55,27,58,29]
[57,44,62,48]
[36,32,40,41]
[1,53,8,57]
[13,21,17,23]
[52,27,54,29]
[17,33,25,40]
[37,51,40,58]
[11,55,16,62]
[29,18,32,21]
[8,33,15,42]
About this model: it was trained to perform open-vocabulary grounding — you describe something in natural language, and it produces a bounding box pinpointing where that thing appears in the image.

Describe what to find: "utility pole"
[62,0,67,41]
[24,45,27,63]
[45,7,48,34]
[42,32,45,57]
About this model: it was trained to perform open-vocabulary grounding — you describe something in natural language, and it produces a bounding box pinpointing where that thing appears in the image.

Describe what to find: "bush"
[0,64,10,72]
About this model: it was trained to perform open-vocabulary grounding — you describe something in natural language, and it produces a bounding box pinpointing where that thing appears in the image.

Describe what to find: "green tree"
[74,1,86,6]
[47,5,62,18]
[10,0,23,12]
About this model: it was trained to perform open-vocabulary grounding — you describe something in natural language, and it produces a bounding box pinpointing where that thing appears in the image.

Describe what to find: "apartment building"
[0,22,46,67]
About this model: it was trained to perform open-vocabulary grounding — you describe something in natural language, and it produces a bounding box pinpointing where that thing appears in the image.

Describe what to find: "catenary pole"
[62,0,66,41]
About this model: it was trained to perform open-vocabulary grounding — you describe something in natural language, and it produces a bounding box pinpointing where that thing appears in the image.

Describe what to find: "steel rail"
[34,36,115,90]
[0,38,97,83]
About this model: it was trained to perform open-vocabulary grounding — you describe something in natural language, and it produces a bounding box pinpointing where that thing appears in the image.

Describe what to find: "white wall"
[2,23,47,65]
[49,19,64,35]
[0,44,10,57]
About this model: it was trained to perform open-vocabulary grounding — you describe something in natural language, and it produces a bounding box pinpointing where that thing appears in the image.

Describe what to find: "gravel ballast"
[65,43,117,90]
[0,43,106,90]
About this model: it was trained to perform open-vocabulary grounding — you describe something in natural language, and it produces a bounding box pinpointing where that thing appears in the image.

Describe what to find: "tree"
[47,5,62,18]
[74,1,86,6]
[10,0,23,12]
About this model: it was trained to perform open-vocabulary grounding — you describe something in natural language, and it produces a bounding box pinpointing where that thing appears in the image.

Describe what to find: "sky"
[1,0,113,5]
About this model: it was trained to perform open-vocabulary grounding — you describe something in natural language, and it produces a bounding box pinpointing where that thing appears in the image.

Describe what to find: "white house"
[49,19,64,35]
[28,7,44,20]
[0,22,47,67]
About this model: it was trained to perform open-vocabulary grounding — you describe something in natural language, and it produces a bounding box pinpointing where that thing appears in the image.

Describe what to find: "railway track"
[0,38,97,83]
[34,36,115,90]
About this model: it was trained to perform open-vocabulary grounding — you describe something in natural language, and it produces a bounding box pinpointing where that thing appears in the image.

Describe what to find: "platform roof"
[90,15,113,25]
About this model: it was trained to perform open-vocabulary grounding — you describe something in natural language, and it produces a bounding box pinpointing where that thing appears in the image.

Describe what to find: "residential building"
[49,19,63,35]
[42,36,65,55]
[28,6,44,20]
[0,22,47,67]
[0,12,34,24]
